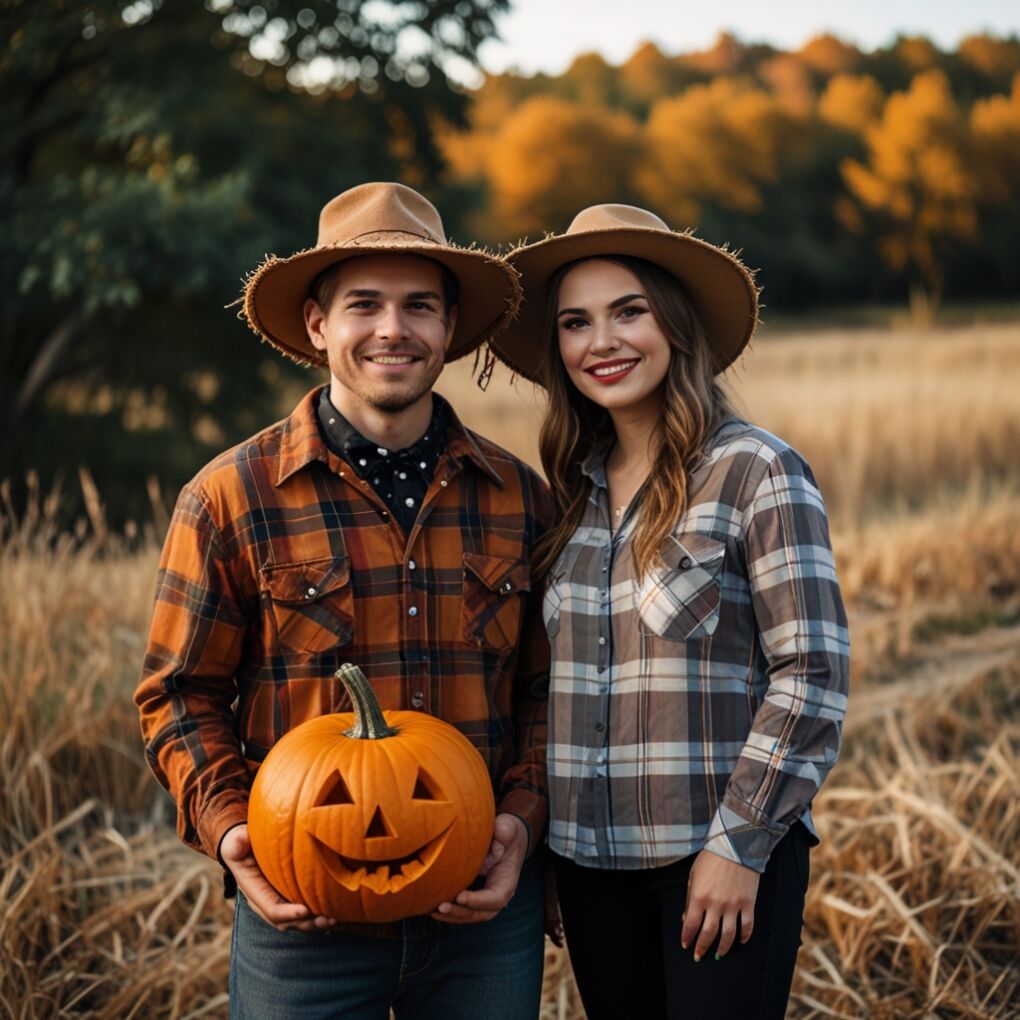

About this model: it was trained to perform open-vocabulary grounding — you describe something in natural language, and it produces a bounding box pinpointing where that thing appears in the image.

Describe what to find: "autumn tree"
[819,74,885,135]
[638,78,784,224]
[967,73,1020,296]
[841,70,978,320]
[798,33,861,77]
[483,96,640,239]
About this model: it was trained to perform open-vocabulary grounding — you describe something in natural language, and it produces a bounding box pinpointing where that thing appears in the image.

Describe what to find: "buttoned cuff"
[497,789,547,859]
[197,794,250,865]
[702,801,788,874]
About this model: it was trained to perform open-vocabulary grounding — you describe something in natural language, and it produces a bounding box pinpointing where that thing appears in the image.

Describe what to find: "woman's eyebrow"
[608,292,646,309]
[558,293,647,318]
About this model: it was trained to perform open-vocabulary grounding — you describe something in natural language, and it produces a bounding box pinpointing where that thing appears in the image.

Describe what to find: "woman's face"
[556,259,672,414]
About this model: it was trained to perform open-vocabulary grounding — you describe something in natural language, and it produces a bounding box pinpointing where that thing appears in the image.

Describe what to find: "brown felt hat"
[242,182,521,366]
[490,203,759,383]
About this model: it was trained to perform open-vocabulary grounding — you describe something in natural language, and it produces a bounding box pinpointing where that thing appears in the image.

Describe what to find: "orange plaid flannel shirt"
[136,386,553,878]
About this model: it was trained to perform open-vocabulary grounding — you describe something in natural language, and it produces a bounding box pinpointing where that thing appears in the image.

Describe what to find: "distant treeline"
[442,32,1020,314]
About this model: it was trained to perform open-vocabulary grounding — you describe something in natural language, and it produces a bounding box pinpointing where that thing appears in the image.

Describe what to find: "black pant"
[552,823,810,1020]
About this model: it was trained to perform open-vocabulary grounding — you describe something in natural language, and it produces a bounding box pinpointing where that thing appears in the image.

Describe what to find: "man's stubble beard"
[338,359,444,415]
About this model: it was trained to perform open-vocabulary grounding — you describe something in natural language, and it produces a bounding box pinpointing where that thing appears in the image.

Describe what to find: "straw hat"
[490,204,759,382]
[242,182,521,366]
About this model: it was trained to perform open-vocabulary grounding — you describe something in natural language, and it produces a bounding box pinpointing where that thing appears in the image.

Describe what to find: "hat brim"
[490,227,759,383]
[243,240,521,366]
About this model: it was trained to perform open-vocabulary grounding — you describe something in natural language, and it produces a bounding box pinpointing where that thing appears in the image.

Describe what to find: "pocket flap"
[261,556,351,604]
[463,553,532,595]
[660,533,726,573]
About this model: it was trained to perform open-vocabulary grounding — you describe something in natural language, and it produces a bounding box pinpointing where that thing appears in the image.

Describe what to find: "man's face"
[304,255,457,414]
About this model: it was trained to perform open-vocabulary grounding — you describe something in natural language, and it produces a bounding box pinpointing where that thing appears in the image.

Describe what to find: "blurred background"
[2,2,1019,1017]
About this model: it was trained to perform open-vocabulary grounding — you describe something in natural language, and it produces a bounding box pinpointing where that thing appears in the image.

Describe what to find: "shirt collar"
[276,385,504,488]
[317,385,447,471]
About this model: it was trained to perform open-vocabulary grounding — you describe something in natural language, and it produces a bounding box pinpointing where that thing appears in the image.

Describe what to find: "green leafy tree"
[2,0,507,522]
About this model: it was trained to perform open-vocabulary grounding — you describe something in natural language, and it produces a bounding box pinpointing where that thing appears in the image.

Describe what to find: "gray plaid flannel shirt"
[544,419,850,872]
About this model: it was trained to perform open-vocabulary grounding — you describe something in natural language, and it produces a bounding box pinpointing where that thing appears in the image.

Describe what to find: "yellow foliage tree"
[841,70,977,319]
[959,34,1020,80]
[970,72,1020,203]
[620,41,686,111]
[799,33,861,76]
[484,96,640,239]
[638,77,783,224]
[759,53,815,116]
[819,74,885,136]
[896,36,940,71]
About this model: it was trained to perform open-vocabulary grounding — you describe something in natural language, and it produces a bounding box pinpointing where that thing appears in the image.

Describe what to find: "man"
[135,182,553,1019]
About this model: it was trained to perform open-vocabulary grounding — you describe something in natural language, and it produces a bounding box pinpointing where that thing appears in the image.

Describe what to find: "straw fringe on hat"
[240,182,521,366]
[489,204,760,383]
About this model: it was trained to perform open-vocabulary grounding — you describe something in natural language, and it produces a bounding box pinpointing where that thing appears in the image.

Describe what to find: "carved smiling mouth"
[310,823,454,894]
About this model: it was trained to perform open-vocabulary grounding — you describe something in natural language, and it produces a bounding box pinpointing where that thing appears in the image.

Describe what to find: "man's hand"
[681,850,761,961]
[431,814,528,924]
[220,823,338,932]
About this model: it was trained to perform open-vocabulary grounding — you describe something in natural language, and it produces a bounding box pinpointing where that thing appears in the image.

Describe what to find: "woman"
[490,204,849,1019]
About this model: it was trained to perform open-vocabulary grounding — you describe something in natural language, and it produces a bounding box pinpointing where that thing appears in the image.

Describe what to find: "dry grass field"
[2,320,1019,1018]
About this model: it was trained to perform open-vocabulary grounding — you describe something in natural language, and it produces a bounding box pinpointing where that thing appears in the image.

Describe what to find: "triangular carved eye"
[365,805,393,839]
[317,770,354,807]
[412,768,437,801]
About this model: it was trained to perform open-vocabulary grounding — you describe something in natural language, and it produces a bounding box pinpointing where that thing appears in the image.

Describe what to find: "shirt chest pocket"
[462,553,531,656]
[637,533,726,642]
[542,542,585,640]
[261,556,354,656]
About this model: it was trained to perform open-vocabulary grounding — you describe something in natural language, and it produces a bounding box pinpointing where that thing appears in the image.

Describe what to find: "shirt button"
[680,556,693,569]
[595,722,605,732]
[408,559,416,570]
[440,479,448,487]
[377,447,388,456]
[419,461,427,469]
[306,586,317,597]
[408,606,418,617]
[597,666,605,673]
[358,458,367,467]
[499,580,513,594]
[598,636,606,645]
[596,754,606,764]
[405,497,415,508]
[399,471,407,480]
[411,691,424,708]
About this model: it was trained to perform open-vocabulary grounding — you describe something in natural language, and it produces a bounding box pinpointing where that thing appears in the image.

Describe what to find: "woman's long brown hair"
[533,255,736,581]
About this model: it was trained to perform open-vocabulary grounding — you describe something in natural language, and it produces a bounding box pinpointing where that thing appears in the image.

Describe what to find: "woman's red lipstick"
[584,358,640,384]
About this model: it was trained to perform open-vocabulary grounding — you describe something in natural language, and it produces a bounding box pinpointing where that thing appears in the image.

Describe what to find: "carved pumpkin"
[248,663,496,923]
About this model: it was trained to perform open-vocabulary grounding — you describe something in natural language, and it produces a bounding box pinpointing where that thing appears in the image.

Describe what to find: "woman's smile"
[585,358,641,383]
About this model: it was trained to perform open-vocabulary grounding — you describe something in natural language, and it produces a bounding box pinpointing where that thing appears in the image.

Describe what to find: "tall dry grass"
[3,321,1020,1018]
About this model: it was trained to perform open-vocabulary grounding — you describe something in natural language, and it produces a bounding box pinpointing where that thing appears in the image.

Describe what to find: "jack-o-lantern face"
[248,665,496,923]
[304,764,456,895]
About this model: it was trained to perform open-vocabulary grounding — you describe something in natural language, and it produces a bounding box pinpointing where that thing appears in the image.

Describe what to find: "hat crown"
[317,182,447,247]
[567,203,670,236]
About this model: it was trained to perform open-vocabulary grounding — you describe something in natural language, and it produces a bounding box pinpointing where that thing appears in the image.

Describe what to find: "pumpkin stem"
[336,663,398,739]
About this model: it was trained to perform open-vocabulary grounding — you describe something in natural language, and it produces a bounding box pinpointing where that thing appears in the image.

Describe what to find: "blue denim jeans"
[229,852,545,1020]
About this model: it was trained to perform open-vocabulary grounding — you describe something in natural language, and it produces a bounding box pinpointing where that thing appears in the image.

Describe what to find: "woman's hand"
[681,850,760,960]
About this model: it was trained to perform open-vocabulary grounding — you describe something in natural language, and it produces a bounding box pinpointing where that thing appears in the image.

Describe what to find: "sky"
[473,0,1020,78]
